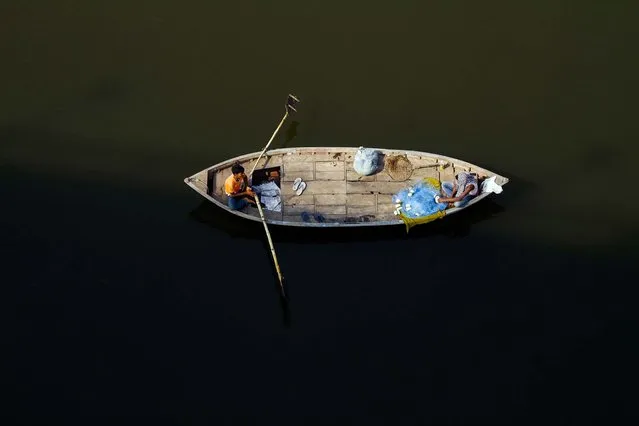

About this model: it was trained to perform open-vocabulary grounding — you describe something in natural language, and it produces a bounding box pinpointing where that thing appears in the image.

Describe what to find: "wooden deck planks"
[377,194,394,204]
[377,203,397,213]
[375,171,394,182]
[315,160,344,181]
[376,194,396,214]
[283,161,315,172]
[275,151,460,222]
[346,181,407,194]
[406,156,438,168]
[282,180,346,196]
[261,155,283,168]
[347,170,376,181]
[346,194,376,206]
[282,159,315,181]
[315,161,344,171]
[316,205,347,215]
[282,170,314,181]
[315,194,347,205]
[283,151,345,162]
[347,206,377,215]
[283,194,314,205]
[412,167,439,180]
[315,171,345,180]
[220,152,453,221]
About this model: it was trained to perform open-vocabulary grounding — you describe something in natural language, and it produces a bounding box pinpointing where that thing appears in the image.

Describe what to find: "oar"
[253,195,286,298]
[248,94,300,177]
[249,94,300,299]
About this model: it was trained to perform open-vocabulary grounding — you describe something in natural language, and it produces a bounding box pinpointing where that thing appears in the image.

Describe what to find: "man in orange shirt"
[224,162,263,210]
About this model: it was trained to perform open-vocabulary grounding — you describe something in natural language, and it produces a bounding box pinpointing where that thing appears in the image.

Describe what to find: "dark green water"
[3,1,638,424]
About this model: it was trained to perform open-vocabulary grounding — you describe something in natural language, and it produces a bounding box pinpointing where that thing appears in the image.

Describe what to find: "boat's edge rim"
[185,147,510,183]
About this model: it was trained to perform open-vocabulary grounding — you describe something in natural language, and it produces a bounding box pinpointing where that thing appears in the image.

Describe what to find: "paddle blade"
[286,94,300,112]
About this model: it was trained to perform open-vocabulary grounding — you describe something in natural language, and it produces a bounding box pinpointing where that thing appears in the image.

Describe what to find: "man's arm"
[450,182,457,197]
[242,174,255,195]
[438,184,474,203]
[227,189,253,198]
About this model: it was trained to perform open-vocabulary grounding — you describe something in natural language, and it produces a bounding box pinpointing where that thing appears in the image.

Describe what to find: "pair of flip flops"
[301,212,326,223]
[292,178,307,195]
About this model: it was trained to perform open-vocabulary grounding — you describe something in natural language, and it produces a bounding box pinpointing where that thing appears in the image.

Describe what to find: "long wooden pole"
[248,95,298,299]
[248,109,289,177]
[253,193,286,298]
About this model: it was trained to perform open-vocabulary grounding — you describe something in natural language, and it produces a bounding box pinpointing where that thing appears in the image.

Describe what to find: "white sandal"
[296,181,307,196]
[292,177,302,191]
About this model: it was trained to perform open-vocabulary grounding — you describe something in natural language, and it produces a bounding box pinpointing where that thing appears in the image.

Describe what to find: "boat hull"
[184,147,508,228]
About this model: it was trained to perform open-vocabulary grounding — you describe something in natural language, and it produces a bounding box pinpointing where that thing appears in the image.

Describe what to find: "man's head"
[231,162,245,176]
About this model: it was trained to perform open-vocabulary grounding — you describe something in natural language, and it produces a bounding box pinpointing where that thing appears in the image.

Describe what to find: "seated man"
[224,161,263,210]
[436,171,480,208]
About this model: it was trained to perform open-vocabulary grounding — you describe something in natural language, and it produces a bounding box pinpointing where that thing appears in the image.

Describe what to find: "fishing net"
[384,154,413,181]
[393,177,447,232]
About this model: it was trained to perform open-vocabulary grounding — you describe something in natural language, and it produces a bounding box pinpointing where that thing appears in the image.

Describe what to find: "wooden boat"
[184,147,509,228]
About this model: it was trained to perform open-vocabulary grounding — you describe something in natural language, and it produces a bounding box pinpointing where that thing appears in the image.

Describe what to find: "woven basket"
[384,154,413,181]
